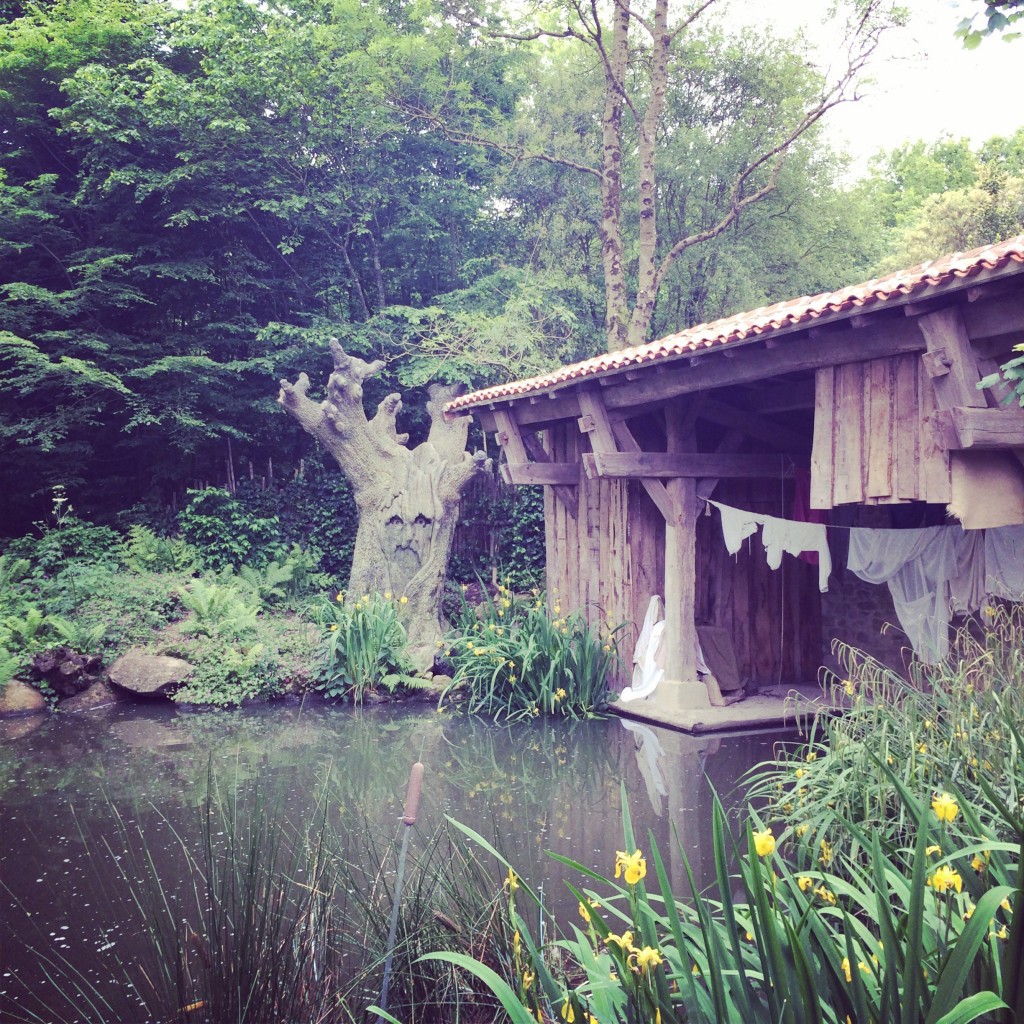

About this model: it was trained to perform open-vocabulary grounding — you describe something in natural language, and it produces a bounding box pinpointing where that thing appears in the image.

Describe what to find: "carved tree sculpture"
[279,339,489,666]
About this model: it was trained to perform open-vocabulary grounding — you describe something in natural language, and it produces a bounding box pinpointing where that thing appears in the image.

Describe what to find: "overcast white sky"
[732,0,1024,174]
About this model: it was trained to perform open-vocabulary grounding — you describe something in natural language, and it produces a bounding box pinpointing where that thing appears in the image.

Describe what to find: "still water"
[0,702,794,1022]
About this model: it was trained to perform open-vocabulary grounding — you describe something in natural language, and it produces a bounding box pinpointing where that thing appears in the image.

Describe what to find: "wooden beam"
[945,406,1024,449]
[493,408,530,464]
[493,408,578,517]
[663,405,698,683]
[809,366,834,509]
[584,451,788,479]
[505,463,580,486]
[603,317,927,415]
[696,397,809,453]
[744,379,816,413]
[577,390,682,527]
[497,315,930,429]
[961,292,1024,341]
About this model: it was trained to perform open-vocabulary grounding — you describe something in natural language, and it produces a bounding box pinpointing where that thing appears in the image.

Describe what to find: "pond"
[0,702,796,1022]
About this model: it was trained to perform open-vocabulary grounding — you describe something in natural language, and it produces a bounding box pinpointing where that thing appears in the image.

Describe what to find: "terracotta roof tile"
[445,234,1024,414]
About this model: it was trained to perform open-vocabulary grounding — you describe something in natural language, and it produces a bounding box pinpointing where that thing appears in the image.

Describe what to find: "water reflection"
[0,702,794,1020]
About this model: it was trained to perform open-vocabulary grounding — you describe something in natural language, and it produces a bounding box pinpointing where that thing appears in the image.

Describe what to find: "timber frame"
[447,238,1024,704]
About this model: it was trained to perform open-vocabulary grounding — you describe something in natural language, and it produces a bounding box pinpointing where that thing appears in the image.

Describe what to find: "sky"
[736,0,1024,174]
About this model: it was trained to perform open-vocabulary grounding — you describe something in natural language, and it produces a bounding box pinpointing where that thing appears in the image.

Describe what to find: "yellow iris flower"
[615,849,647,885]
[631,946,664,973]
[753,828,775,858]
[605,930,635,953]
[931,792,959,823]
[927,865,963,894]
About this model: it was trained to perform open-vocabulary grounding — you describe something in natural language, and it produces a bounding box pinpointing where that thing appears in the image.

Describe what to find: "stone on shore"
[108,651,194,698]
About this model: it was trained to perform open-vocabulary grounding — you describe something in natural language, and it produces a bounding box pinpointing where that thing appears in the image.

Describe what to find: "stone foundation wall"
[820,568,910,680]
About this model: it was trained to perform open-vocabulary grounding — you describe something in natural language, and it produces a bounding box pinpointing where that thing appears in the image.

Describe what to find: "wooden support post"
[663,404,699,692]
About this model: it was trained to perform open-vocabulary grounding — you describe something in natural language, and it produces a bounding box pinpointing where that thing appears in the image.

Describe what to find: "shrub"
[176,488,281,572]
[450,482,546,591]
[4,486,120,578]
[441,586,621,721]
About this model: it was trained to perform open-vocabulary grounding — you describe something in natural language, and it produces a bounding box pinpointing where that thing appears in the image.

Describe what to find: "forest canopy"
[1,0,1022,534]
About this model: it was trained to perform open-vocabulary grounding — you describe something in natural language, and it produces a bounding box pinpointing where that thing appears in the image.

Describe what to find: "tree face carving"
[278,339,489,666]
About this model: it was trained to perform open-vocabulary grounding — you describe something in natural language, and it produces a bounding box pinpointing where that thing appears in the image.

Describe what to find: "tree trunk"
[278,339,489,667]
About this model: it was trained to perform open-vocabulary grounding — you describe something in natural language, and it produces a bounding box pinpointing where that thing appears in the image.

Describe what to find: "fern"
[121,525,197,574]
[180,580,260,639]
[47,614,107,653]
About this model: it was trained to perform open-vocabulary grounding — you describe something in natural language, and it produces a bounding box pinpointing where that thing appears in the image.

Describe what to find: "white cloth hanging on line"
[847,526,966,663]
[836,524,1024,664]
[710,501,1024,664]
[711,500,832,593]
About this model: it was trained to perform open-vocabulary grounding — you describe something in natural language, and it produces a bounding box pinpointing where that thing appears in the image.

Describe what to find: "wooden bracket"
[494,408,577,518]
[916,307,987,411]
[577,390,683,527]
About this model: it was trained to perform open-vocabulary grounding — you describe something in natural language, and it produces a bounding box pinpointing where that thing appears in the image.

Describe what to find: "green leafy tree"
[0,0,521,533]
[956,0,1024,46]
[407,1,901,351]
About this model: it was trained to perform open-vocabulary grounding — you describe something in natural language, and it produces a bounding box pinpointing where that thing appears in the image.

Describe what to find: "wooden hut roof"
[445,235,1024,417]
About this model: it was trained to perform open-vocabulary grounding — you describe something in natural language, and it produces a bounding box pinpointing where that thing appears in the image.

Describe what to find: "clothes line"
[705,499,1024,663]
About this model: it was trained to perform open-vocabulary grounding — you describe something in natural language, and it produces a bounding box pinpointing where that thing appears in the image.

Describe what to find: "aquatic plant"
[3,772,354,1023]
[314,591,421,701]
[746,604,1024,869]
[434,779,1020,1024]
[441,585,621,722]
[1,768,513,1024]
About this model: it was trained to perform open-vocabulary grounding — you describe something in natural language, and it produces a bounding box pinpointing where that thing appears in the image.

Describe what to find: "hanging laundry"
[716,502,765,555]
[847,526,968,663]
[986,525,1024,601]
[791,467,829,569]
[761,518,832,593]
[711,501,831,593]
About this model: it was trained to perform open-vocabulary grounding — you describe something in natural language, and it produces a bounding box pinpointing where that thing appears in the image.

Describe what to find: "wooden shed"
[446,237,1024,707]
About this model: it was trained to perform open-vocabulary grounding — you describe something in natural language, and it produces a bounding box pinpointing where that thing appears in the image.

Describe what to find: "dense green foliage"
[859,129,1024,270]
[0,0,926,536]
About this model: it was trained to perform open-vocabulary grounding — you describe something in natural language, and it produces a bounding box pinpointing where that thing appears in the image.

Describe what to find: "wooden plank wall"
[543,424,639,686]
[544,423,821,688]
[810,353,951,508]
[695,479,823,686]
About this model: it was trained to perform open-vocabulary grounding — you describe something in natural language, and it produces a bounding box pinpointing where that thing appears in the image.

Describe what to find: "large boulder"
[0,679,47,717]
[108,651,193,699]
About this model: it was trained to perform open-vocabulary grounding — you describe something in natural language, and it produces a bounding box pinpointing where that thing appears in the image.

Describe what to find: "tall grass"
[2,770,518,1024]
